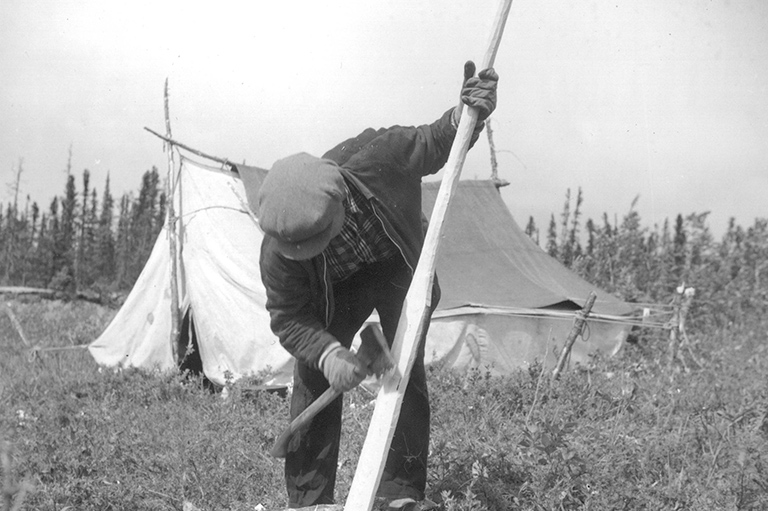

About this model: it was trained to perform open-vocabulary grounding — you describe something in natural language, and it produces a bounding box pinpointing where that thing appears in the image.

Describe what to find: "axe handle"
[270,386,341,458]
[270,324,391,458]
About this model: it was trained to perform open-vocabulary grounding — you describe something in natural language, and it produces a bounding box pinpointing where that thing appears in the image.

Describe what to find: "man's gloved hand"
[320,345,369,392]
[455,60,499,123]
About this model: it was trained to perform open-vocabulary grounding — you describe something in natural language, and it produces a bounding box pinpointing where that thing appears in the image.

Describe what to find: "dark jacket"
[260,108,475,367]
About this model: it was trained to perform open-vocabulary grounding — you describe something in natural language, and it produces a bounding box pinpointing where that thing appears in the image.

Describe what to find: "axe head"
[356,324,395,378]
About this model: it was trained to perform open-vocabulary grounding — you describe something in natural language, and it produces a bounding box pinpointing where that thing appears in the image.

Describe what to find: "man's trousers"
[285,255,439,507]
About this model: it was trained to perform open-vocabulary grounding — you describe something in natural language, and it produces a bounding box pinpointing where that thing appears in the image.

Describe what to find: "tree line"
[526,187,768,329]
[2,165,766,328]
[1,161,165,298]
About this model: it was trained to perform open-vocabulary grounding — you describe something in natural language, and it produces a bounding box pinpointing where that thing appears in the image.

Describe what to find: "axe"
[270,324,395,458]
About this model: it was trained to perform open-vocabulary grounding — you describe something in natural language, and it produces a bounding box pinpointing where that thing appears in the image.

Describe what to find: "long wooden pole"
[163,79,182,363]
[143,127,235,170]
[344,2,514,508]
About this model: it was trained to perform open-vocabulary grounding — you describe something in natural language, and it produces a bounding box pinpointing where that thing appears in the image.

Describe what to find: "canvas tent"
[90,156,636,386]
[412,180,635,375]
[89,157,294,386]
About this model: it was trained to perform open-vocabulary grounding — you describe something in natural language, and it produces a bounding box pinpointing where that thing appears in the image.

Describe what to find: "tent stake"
[163,79,182,363]
[667,285,697,371]
[344,1,515,509]
[4,302,31,347]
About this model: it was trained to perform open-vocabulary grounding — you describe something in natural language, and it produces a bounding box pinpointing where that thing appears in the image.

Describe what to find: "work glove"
[454,60,499,124]
[320,345,369,392]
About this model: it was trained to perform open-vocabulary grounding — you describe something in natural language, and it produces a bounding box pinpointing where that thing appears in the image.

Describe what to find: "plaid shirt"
[322,180,399,283]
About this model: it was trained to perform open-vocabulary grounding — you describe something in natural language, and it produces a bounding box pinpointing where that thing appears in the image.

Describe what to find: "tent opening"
[177,307,217,392]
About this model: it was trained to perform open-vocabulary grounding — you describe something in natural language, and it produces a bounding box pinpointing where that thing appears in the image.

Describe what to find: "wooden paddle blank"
[343,2,515,509]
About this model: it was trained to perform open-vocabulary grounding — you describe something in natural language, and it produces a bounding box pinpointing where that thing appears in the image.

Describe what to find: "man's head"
[257,153,346,260]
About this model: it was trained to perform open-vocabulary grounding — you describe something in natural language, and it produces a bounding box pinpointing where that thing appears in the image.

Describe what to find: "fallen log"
[0,286,56,298]
[0,286,122,307]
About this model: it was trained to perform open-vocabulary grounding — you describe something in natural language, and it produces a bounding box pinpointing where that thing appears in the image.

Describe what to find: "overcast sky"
[2,0,767,239]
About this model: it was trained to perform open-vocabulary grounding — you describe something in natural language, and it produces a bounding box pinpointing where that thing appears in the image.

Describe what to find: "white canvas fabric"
[424,307,628,373]
[89,157,294,386]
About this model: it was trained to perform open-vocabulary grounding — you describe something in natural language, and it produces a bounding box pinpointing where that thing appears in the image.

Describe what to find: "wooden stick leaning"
[552,291,597,380]
[4,302,31,348]
[344,1,515,509]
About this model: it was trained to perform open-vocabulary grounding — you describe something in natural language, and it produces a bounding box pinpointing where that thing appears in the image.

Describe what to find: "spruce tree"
[75,169,90,289]
[2,203,14,284]
[673,214,686,285]
[95,175,116,286]
[568,187,584,263]
[546,214,558,259]
[585,218,596,256]
[3,159,25,284]
[44,197,60,287]
[524,216,538,245]
[52,174,78,293]
[15,196,32,285]
[126,166,162,283]
[559,188,571,266]
[26,201,46,287]
[114,193,133,288]
[86,187,99,282]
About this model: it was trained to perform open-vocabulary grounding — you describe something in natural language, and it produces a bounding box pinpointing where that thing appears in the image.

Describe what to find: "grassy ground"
[1,298,767,510]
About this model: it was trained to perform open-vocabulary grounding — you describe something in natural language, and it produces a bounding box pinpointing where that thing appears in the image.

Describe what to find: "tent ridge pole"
[143,127,235,171]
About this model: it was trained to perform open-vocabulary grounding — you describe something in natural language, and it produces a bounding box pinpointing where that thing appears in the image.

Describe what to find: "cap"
[256,152,346,260]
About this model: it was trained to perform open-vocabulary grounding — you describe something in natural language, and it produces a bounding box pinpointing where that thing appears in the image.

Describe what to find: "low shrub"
[2,300,767,510]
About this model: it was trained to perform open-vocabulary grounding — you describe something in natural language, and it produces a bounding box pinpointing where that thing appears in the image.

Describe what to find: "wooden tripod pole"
[344,1,514,509]
[163,79,182,363]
